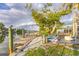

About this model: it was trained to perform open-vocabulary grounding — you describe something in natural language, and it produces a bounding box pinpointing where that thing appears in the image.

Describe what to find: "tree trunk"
[51,24,57,34]
[49,27,52,35]
[42,35,48,44]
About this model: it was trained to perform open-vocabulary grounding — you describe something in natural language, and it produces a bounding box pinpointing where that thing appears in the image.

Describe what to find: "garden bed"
[25,43,79,56]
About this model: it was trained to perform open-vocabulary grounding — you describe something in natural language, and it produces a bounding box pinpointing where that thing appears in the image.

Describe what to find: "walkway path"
[11,36,43,56]
[16,36,43,56]
[65,46,79,51]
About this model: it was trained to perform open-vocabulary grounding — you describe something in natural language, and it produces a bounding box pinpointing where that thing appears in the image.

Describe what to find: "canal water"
[0,34,31,56]
[0,35,20,56]
[0,36,9,56]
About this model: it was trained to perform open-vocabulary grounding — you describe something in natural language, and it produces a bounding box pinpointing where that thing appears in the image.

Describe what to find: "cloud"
[0,3,72,30]
[60,13,72,23]
[0,3,35,28]
[0,10,10,24]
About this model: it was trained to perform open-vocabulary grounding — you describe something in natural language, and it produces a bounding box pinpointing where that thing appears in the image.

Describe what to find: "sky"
[0,3,72,30]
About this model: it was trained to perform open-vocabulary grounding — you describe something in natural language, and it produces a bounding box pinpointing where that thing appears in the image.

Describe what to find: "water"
[0,34,21,56]
[47,36,56,41]
[0,36,9,56]
[0,34,29,56]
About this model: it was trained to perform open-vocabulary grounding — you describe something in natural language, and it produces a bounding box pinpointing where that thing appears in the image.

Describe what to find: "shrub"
[25,45,79,56]
[25,48,45,56]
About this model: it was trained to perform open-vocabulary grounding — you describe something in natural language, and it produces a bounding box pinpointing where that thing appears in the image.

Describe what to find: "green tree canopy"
[25,3,73,36]
[0,22,4,30]
[0,22,5,43]
[32,8,71,36]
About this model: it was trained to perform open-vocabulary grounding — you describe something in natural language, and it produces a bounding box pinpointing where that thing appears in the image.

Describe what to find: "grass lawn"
[25,44,79,56]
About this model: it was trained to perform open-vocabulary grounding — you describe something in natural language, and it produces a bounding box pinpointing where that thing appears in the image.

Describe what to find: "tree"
[0,22,4,30]
[16,29,23,35]
[65,3,79,37]
[25,3,72,43]
[0,22,5,43]
[32,8,71,36]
